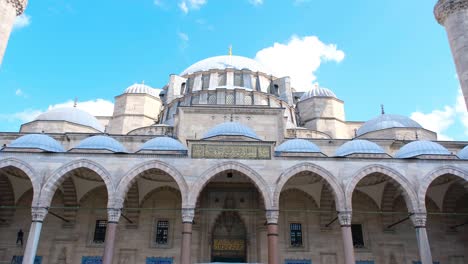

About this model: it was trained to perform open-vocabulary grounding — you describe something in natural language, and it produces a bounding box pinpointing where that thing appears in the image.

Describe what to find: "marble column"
[411,213,433,264]
[180,208,195,264]
[102,208,121,264]
[266,210,279,264]
[435,0,468,110]
[23,207,48,264]
[338,211,355,264]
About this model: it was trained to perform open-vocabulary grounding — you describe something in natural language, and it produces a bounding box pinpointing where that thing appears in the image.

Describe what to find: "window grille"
[226,93,235,105]
[202,74,210,90]
[156,220,169,245]
[290,223,303,247]
[244,95,252,105]
[218,72,227,86]
[234,72,243,86]
[208,94,217,104]
[93,220,107,243]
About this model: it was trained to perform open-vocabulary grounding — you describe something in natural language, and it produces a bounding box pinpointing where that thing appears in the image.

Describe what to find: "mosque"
[0,1,468,264]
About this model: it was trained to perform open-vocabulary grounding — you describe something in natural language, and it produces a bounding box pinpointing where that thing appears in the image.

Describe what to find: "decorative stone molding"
[338,211,352,226]
[435,0,468,25]
[181,208,195,223]
[4,0,28,15]
[31,207,48,222]
[410,213,427,228]
[265,210,279,224]
[107,208,122,223]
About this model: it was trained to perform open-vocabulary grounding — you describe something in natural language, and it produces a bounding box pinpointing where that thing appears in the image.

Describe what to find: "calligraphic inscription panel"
[192,144,271,159]
[213,239,245,251]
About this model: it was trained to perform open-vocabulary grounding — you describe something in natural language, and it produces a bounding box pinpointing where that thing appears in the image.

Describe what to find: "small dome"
[300,85,337,100]
[6,134,64,152]
[457,145,468,159]
[357,114,422,137]
[275,139,321,153]
[335,139,386,157]
[395,140,450,158]
[124,83,161,98]
[35,107,104,132]
[139,137,187,152]
[73,135,127,153]
[203,122,260,140]
[181,55,272,76]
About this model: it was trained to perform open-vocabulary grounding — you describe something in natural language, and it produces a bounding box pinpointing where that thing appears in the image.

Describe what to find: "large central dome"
[180,55,272,76]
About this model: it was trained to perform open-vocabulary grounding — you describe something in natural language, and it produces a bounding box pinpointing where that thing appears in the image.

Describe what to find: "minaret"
[0,0,28,65]
[435,0,468,110]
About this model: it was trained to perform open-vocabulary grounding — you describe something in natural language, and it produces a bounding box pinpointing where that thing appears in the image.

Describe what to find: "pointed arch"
[188,161,272,209]
[117,160,188,208]
[418,165,468,211]
[274,162,345,211]
[345,165,418,212]
[0,158,40,203]
[40,159,114,207]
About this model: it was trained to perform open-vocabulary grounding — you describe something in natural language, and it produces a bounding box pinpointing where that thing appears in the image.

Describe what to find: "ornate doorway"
[211,211,247,262]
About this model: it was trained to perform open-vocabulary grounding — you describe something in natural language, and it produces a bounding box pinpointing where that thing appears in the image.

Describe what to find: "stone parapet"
[435,0,468,25]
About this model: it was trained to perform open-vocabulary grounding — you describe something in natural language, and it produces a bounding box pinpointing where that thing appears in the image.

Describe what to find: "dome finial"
[380,104,385,115]
[74,97,78,108]
[228,45,233,56]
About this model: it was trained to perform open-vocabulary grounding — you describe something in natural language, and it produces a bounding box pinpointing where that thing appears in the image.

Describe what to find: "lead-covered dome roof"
[124,83,161,98]
[300,85,337,100]
[457,145,468,159]
[395,140,450,158]
[139,137,187,152]
[181,55,272,76]
[72,135,127,153]
[34,107,104,132]
[6,134,64,152]
[275,139,321,153]
[357,114,422,137]
[203,122,260,140]
[335,139,386,157]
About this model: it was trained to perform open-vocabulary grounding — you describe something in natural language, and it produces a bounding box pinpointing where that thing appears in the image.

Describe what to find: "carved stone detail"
[182,208,195,223]
[410,213,427,228]
[32,207,48,222]
[435,0,468,24]
[265,210,279,224]
[338,211,352,226]
[107,208,122,223]
[5,0,28,15]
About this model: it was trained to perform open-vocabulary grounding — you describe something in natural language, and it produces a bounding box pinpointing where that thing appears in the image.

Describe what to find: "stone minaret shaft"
[435,0,468,110]
[0,0,27,65]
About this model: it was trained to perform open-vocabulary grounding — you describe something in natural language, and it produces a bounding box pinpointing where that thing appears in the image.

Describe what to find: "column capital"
[338,211,352,227]
[435,0,468,25]
[181,208,195,223]
[31,207,48,222]
[107,208,121,223]
[410,212,427,228]
[5,0,28,15]
[265,210,279,224]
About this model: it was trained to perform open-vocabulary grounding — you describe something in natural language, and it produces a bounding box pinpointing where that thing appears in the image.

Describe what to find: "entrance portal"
[211,211,247,263]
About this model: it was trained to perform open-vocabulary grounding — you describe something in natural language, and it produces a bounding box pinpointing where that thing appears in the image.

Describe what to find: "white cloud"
[13,14,31,30]
[255,35,345,91]
[249,0,263,5]
[178,32,189,42]
[410,89,468,140]
[178,0,207,13]
[177,32,189,50]
[15,89,27,98]
[154,0,164,6]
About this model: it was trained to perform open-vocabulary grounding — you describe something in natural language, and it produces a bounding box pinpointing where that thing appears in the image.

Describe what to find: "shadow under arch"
[40,159,114,208]
[418,165,468,212]
[188,161,273,210]
[274,162,345,211]
[0,158,40,203]
[116,160,188,208]
[345,164,418,212]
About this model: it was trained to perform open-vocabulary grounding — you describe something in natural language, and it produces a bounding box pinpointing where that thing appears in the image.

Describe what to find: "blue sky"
[1,0,467,140]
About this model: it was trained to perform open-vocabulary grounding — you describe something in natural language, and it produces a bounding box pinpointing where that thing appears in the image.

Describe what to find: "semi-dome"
[275,139,321,153]
[335,139,386,157]
[357,114,422,137]
[6,134,64,152]
[203,122,260,140]
[457,145,468,159]
[181,55,272,76]
[395,140,451,158]
[139,137,187,152]
[300,85,337,101]
[72,135,127,153]
[34,107,104,132]
[124,83,161,98]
